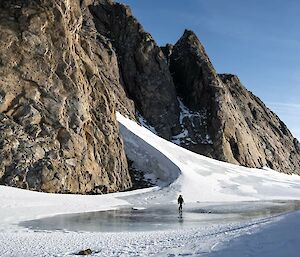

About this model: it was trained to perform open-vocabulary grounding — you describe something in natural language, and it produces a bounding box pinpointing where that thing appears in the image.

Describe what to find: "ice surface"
[20,201,300,233]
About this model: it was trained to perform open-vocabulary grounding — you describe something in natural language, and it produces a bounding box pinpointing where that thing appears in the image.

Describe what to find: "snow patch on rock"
[172,98,213,145]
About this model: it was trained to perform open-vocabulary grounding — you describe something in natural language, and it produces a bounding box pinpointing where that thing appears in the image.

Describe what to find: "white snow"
[137,112,158,134]
[1,112,300,256]
[208,210,300,257]
[118,112,300,203]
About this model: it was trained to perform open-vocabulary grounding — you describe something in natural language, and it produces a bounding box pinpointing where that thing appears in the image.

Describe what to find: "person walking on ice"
[177,194,184,213]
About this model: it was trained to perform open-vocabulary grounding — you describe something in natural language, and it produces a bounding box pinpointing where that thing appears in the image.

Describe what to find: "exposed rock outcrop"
[0,0,132,193]
[168,30,224,158]
[89,2,181,138]
[0,0,299,194]
[165,29,300,174]
[219,74,300,173]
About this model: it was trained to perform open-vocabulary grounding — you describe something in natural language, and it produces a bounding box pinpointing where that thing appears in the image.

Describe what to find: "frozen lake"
[19,200,300,233]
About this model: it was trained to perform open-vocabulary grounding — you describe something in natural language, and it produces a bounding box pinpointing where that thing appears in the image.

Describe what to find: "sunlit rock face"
[0,0,132,193]
[0,0,299,195]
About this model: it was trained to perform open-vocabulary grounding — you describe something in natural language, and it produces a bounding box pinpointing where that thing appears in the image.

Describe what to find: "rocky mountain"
[0,0,133,193]
[89,1,181,138]
[0,0,299,194]
[160,30,300,173]
[164,30,300,173]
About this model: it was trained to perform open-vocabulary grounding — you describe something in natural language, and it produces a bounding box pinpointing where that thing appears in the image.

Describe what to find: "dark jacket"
[178,196,184,204]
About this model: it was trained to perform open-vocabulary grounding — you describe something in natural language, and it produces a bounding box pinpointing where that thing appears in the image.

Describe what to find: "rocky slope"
[219,74,300,173]
[0,0,132,193]
[0,0,299,194]
[164,30,300,174]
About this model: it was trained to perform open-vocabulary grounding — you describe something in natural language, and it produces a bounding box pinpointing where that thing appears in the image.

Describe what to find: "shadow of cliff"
[119,123,181,188]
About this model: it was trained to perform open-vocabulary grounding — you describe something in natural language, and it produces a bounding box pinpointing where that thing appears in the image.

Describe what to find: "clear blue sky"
[117,0,300,139]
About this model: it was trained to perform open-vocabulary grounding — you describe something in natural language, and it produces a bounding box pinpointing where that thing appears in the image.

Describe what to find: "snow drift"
[118,112,300,203]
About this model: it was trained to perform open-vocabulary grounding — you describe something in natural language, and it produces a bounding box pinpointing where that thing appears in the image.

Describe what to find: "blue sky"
[117,0,300,139]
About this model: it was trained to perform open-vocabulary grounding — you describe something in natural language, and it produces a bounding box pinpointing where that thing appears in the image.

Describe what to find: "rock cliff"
[89,2,181,138]
[0,0,132,193]
[0,0,299,194]
[165,30,300,174]
[219,74,300,173]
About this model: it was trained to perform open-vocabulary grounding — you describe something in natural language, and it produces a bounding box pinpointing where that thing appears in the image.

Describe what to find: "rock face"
[0,0,132,193]
[219,74,300,173]
[0,0,299,194]
[165,30,300,174]
[89,2,181,138]
[168,30,225,158]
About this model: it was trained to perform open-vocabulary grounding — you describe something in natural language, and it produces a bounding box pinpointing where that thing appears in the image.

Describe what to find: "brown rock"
[1,0,299,195]
[0,0,132,193]
[77,249,92,256]
[219,74,300,173]
[168,29,300,174]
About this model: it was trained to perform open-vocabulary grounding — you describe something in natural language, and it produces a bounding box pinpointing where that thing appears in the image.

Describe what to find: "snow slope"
[118,112,300,203]
[1,113,300,256]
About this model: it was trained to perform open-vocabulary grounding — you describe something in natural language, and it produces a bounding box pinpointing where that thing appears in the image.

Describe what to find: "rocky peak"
[0,0,299,195]
[174,29,214,69]
[218,73,300,173]
[170,29,221,111]
[165,30,300,174]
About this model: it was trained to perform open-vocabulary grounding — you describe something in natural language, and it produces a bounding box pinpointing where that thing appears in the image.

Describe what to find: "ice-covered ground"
[1,113,300,256]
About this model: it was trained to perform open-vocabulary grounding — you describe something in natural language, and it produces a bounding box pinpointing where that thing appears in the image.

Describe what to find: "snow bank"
[117,112,300,203]
[119,122,180,187]
[0,184,155,227]
[209,210,300,257]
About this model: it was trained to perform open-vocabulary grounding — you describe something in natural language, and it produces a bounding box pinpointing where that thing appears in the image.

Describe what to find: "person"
[177,194,184,212]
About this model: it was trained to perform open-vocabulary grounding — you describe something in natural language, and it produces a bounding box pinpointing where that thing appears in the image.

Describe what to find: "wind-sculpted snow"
[209,210,300,257]
[119,123,180,187]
